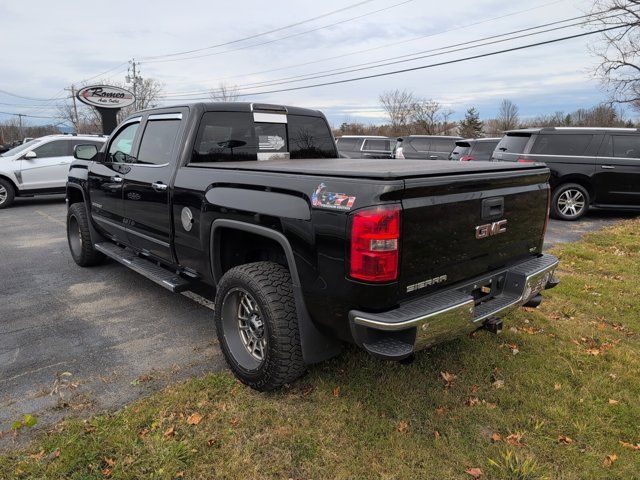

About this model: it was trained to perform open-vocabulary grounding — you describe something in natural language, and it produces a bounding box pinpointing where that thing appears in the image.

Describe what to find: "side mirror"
[23,151,37,159]
[74,144,98,161]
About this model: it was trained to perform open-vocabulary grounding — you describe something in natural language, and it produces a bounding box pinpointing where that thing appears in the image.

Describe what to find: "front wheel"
[0,178,15,209]
[551,183,589,221]
[214,262,306,391]
[67,203,105,267]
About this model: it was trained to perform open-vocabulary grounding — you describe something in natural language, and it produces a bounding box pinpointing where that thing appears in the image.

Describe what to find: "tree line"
[335,90,634,138]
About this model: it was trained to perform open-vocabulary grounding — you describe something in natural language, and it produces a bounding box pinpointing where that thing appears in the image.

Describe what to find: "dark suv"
[449,138,500,162]
[335,135,394,159]
[395,135,462,160]
[491,127,640,220]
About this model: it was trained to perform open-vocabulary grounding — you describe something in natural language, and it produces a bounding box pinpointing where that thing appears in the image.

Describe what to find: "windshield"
[0,139,40,157]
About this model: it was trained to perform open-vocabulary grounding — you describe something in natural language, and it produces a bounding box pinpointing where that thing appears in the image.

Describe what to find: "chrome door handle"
[112,176,123,182]
[429,155,438,160]
[600,165,615,169]
[152,182,168,192]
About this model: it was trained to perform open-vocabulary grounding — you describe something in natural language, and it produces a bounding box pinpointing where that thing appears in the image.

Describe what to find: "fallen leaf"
[397,421,409,433]
[104,457,116,467]
[434,431,441,439]
[29,449,45,461]
[608,399,619,405]
[187,412,203,425]
[585,348,601,356]
[465,397,481,407]
[470,384,479,393]
[163,426,175,438]
[483,401,498,409]
[554,383,562,391]
[492,379,505,389]
[229,418,239,427]
[101,467,112,477]
[435,406,447,414]
[301,385,314,397]
[441,371,457,388]
[620,441,640,451]
[506,433,525,446]
[332,386,341,397]
[603,454,618,467]
[175,471,185,478]
[465,467,483,478]
[47,448,61,461]
[207,438,216,446]
[491,432,502,443]
[558,435,573,444]
[138,428,149,438]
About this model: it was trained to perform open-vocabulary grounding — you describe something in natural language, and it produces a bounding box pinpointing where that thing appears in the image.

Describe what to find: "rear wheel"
[214,262,306,391]
[67,203,105,266]
[551,183,589,221]
[0,178,15,209]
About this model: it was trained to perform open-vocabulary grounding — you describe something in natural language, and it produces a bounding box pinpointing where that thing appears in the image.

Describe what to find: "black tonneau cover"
[190,159,546,180]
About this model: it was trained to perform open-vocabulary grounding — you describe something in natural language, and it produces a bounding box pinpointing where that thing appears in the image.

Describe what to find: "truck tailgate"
[399,168,550,299]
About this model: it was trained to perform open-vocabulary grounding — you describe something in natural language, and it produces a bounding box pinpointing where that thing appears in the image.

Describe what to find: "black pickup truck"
[66,102,558,390]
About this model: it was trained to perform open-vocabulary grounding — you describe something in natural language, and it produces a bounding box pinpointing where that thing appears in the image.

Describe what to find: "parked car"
[449,138,501,162]
[335,135,395,159]
[491,127,640,220]
[395,135,463,160]
[0,134,105,208]
[67,102,558,391]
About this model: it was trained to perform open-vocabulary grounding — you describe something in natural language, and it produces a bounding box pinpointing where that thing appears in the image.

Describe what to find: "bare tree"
[589,0,640,109]
[496,99,520,132]
[411,99,442,134]
[210,83,240,102]
[379,89,415,131]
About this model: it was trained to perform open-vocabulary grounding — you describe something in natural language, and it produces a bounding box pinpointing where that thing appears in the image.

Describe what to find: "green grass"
[2,220,639,479]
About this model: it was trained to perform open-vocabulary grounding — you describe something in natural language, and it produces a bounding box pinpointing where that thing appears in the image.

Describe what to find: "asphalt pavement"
[0,195,636,449]
[0,195,223,449]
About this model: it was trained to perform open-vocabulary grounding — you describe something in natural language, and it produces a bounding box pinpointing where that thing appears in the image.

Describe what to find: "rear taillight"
[517,157,534,163]
[350,205,400,282]
[395,147,404,159]
[460,155,474,162]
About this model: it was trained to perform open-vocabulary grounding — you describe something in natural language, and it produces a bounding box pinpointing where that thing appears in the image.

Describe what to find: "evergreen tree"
[458,107,483,138]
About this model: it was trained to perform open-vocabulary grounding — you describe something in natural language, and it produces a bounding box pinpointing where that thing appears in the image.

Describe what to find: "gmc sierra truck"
[66,102,558,391]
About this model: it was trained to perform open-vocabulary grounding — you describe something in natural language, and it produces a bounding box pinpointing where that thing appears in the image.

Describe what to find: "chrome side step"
[94,242,191,293]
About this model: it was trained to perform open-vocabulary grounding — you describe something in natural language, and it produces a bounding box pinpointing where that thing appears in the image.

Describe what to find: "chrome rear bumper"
[349,254,559,360]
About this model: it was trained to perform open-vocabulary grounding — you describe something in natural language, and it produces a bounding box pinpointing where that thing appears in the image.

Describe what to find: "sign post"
[76,85,136,135]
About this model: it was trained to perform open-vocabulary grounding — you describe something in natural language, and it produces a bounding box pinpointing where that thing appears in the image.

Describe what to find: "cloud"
[0,0,622,127]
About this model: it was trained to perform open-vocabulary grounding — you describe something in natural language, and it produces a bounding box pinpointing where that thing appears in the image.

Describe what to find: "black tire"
[67,203,105,267]
[551,183,590,221]
[214,261,306,391]
[0,178,15,209]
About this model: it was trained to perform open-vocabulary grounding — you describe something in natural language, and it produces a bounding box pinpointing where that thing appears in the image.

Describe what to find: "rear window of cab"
[191,112,337,162]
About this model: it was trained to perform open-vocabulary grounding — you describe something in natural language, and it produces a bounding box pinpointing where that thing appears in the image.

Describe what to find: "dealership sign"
[77,85,135,109]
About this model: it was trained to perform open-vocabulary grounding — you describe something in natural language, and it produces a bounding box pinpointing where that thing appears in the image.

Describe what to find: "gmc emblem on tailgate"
[475,219,507,239]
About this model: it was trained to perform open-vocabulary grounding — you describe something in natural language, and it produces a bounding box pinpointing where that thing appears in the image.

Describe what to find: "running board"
[94,242,191,293]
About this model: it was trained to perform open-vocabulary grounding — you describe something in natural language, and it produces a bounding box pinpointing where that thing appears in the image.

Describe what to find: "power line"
[159,25,624,100]
[142,0,415,64]
[140,0,376,61]
[0,110,65,120]
[151,0,567,88]
[161,10,605,98]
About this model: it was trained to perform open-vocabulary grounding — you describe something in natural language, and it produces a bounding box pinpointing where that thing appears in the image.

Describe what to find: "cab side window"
[137,120,182,165]
[612,135,640,159]
[33,140,69,158]
[107,122,139,163]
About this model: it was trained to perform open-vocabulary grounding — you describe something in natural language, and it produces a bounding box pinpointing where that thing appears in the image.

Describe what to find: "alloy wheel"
[557,189,585,218]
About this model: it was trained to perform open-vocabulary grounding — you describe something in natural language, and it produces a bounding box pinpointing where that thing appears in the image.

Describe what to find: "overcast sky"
[0,0,623,128]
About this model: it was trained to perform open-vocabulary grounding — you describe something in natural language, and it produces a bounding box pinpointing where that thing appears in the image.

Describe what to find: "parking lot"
[0,195,637,446]
[0,196,224,446]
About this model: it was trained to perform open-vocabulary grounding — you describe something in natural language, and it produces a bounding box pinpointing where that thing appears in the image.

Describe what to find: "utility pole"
[17,113,25,140]
[65,85,80,133]
[126,59,142,110]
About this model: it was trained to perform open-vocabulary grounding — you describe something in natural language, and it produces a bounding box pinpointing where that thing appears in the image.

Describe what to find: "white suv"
[0,134,105,208]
